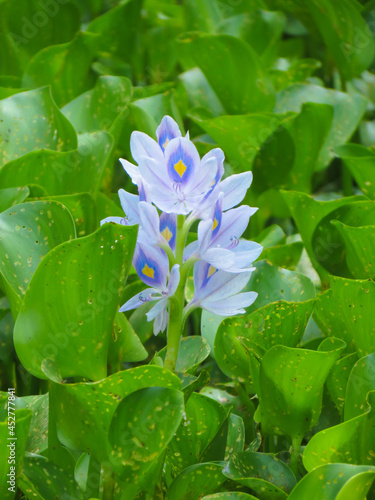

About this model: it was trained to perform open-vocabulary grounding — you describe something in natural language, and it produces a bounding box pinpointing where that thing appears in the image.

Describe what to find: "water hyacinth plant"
[102,116,262,371]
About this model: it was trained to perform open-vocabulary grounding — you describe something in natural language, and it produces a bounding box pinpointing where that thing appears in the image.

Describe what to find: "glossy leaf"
[326,353,358,416]
[275,84,367,171]
[0,87,77,167]
[214,299,315,382]
[0,407,31,500]
[282,191,370,284]
[0,0,81,77]
[166,392,227,474]
[191,112,294,175]
[303,391,375,470]
[0,201,75,298]
[22,32,98,107]
[54,366,181,463]
[245,260,316,313]
[288,463,375,500]
[333,220,375,279]
[19,455,83,500]
[166,462,228,500]
[314,276,375,357]
[181,33,274,113]
[14,223,137,380]
[62,76,132,141]
[345,353,375,421]
[157,336,211,374]
[223,451,296,500]
[0,131,114,195]
[0,187,29,212]
[108,387,184,495]
[338,146,375,199]
[257,338,345,438]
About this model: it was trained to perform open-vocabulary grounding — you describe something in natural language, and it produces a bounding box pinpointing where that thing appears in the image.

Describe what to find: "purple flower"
[138,202,177,251]
[185,261,257,316]
[100,188,141,227]
[120,116,223,215]
[119,241,180,335]
[185,195,262,272]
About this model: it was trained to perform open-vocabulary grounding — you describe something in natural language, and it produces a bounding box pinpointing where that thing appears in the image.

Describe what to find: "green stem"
[164,215,185,372]
[102,465,114,500]
[290,434,303,476]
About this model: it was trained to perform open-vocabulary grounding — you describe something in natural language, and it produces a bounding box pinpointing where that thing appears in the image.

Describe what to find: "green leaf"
[62,76,132,141]
[257,338,345,438]
[275,84,367,171]
[191,112,294,175]
[0,407,31,500]
[0,201,75,298]
[260,241,303,269]
[303,391,375,470]
[345,353,375,421]
[87,0,143,61]
[245,260,316,313]
[314,276,375,357]
[166,392,227,474]
[19,455,83,500]
[108,387,184,496]
[0,187,29,212]
[0,131,114,195]
[203,494,258,500]
[54,366,181,463]
[281,191,371,284]
[218,10,286,66]
[338,146,375,199]
[157,336,211,374]
[180,33,275,113]
[326,353,358,416]
[214,299,315,382]
[307,0,375,81]
[15,393,49,454]
[41,193,97,237]
[108,312,147,365]
[14,223,137,380]
[22,32,98,107]
[332,220,375,279]
[283,102,333,192]
[0,0,81,77]
[0,87,77,167]
[288,463,375,500]
[179,68,225,117]
[166,462,228,500]
[223,452,296,499]
[225,413,245,460]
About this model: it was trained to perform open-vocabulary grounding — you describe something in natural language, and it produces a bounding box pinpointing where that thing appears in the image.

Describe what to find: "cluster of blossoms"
[102,116,262,338]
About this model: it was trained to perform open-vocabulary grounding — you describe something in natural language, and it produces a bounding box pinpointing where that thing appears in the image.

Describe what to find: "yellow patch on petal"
[142,264,155,279]
[161,226,173,243]
[163,138,170,150]
[174,159,187,178]
[212,218,218,231]
[208,265,217,278]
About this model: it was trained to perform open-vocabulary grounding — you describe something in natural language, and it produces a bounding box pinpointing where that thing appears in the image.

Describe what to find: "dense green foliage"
[1,0,375,498]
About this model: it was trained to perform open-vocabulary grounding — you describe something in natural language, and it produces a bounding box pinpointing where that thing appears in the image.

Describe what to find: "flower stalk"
[101,115,263,371]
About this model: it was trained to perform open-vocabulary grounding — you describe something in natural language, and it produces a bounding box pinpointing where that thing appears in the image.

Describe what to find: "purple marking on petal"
[160,212,177,250]
[165,137,199,185]
[133,243,168,289]
[156,116,182,152]
[211,195,223,239]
